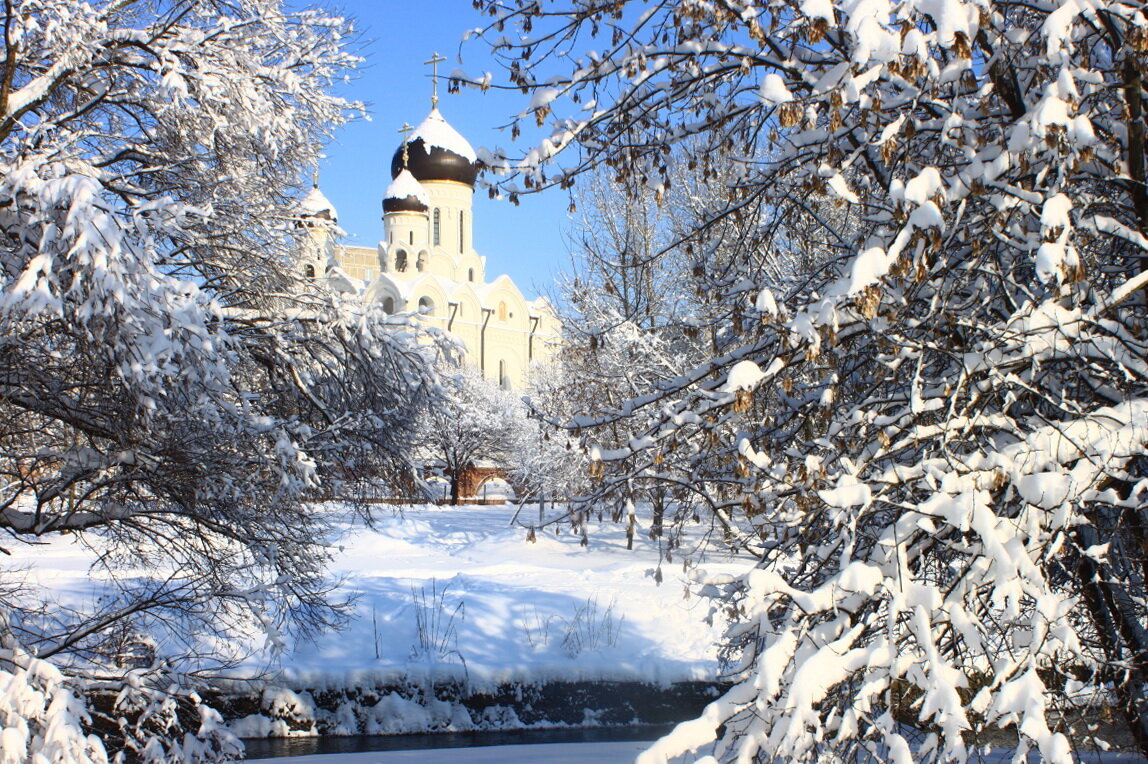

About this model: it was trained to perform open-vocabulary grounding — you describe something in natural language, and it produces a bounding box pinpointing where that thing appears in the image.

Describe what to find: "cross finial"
[398,122,414,167]
[424,52,447,107]
[312,168,319,188]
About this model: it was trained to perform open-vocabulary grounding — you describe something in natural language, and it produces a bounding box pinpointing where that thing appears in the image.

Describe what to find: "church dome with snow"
[298,184,338,225]
[389,107,478,187]
[383,168,430,213]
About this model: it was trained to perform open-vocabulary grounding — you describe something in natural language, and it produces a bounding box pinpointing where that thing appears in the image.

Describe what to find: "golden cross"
[424,52,447,106]
[398,122,414,167]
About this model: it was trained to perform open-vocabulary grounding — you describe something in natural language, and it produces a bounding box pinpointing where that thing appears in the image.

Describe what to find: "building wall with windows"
[299,107,561,389]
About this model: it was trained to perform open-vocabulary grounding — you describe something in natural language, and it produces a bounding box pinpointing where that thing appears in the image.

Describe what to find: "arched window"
[468,268,474,282]
[418,296,434,316]
[498,360,510,390]
[303,264,316,278]
[459,210,465,253]
[416,252,426,272]
[409,230,414,245]
[383,297,395,313]
[497,301,508,321]
[395,250,408,271]
[433,208,440,246]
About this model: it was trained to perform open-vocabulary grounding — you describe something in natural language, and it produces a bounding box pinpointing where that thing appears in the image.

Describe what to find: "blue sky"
[302,0,573,301]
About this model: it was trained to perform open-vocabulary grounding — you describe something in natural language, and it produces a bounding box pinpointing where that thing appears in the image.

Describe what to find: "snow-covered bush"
[0,618,243,762]
[0,644,107,763]
[470,0,1148,759]
[95,671,244,763]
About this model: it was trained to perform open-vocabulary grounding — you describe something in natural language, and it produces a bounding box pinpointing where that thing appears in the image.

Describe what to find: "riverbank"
[7,502,746,750]
[215,678,721,744]
[215,503,744,743]
[241,723,679,759]
[246,738,677,763]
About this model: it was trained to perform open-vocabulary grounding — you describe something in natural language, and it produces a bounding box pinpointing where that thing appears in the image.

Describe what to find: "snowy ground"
[254,503,743,688]
[9,502,745,688]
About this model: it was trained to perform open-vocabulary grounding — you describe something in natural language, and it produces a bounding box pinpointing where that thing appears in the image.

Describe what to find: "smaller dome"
[383,169,430,214]
[299,185,338,224]
[390,108,478,187]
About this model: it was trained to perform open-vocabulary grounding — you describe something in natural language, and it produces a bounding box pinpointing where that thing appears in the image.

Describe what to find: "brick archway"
[455,464,526,504]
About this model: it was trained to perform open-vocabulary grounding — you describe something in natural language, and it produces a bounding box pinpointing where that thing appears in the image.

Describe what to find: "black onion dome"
[383,194,428,213]
[383,169,430,214]
[389,139,478,186]
[390,108,478,187]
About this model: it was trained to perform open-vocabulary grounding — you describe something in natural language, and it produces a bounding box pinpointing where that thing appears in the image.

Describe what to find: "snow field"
[9,503,741,691]
[265,503,743,689]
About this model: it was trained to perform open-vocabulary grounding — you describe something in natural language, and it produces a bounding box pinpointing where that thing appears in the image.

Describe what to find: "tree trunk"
[650,490,665,539]
[1125,56,1148,241]
[1074,526,1148,758]
[450,467,461,506]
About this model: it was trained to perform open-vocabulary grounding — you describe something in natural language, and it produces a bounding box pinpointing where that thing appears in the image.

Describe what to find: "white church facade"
[298,106,561,389]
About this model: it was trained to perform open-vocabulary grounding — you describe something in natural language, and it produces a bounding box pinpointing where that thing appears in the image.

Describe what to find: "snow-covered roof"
[364,272,404,303]
[299,185,337,221]
[473,273,529,306]
[410,107,477,162]
[528,295,556,315]
[365,272,442,303]
[324,266,359,295]
[384,169,430,206]
[403,272,450,300]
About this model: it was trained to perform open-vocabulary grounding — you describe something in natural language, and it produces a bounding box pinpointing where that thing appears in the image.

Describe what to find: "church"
[297,101,561,390]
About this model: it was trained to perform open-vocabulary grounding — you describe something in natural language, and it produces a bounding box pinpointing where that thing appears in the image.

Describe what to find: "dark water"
[242,724,674,760]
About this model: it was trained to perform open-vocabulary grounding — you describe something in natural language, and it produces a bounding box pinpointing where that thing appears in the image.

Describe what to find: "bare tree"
[417,365,522,505]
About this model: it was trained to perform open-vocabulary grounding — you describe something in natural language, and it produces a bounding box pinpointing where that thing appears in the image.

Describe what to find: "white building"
[299,107,561,389]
